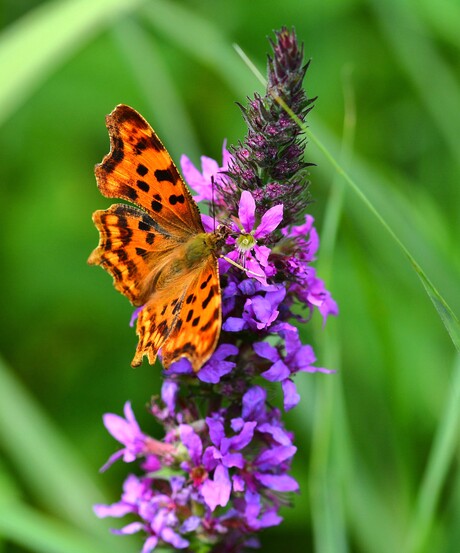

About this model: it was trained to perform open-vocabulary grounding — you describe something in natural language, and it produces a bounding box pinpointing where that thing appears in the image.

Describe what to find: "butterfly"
[88,104,222,372]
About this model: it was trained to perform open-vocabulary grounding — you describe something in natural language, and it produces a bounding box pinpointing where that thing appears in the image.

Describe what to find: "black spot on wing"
[134,138,148,155]
[117,250,128,262]
[176,342,196,355]
[186,294,194,304]
[200,274,213,290]
[125,260,137,277]
[115,106,148,129]
[150,133,163,151]
[136,164,148,176]
[151,193,162,212]
[202,286,216,310]
[155,167,176,184]
[137,180,150,192]
[157,320,169,336]
[169,194,185,206]
[200,308,220,332]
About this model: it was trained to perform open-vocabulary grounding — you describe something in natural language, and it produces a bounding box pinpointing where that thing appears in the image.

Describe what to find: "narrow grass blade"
[0,0,146,127]
[308,67,357,553]
[404,355,460,553]
[319,64,356,280]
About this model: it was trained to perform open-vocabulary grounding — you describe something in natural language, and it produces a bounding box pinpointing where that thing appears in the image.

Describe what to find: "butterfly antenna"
[211,175,216,233]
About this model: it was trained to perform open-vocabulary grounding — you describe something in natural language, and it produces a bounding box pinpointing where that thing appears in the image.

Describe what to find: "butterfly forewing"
[95,104,203,237]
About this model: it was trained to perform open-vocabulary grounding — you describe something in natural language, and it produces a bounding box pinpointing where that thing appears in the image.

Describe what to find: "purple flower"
[100,402,173,471]
[100,402,150,470]
[280,214,339,322]
[223,282,286,333]
[201,464,232,512]
[95,474,194,551]
[181,141,232,203]
[224,191,283,285]
[198,344,239,384]
[253,322,333,410]
[167,344,238,384]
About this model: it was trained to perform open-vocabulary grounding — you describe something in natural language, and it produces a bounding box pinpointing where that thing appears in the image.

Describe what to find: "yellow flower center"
[236,233,256,252]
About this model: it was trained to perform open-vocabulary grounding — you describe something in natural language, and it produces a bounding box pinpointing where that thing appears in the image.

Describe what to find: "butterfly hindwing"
[161,258,221,371]
[95,104,204,237]
[132,256,221,372]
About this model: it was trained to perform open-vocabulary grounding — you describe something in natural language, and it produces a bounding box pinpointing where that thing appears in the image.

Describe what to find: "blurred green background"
[0,0,459,552]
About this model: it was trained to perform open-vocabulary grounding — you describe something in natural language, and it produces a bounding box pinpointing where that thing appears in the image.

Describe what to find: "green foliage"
[0,0,459,552]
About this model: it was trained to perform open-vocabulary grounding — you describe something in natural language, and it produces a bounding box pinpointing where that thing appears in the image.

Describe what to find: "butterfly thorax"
[184,232,218,268]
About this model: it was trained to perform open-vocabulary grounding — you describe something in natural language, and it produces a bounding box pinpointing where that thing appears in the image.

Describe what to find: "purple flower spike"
[95,28,338,553]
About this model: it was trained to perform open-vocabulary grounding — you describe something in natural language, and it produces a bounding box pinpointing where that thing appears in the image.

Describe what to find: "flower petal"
[181,515,201,533]
[161,381,178,415]
[201,213,215,233]
[142,536,159,553]
[242,386,267,420]
[282,379,301,411]
[161,527,189,549]
[222,317,246,332]
[201,465,232,511]
[254,473,299,492]
[254,204,283,238]
[253,341,280,362]
[206,417,225,447]
[179,425,203,464]
[198,361,234,384]
[256,445,297,467]
[238,191,256,232]
[261,359,290,382]
[93,501,133,518]
[112,521,144,535]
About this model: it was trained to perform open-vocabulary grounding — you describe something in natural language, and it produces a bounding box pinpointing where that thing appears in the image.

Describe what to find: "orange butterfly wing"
[133,256,221,372]
[95,104,203,235]
[88,203,177,305]
[88,104,222,371]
